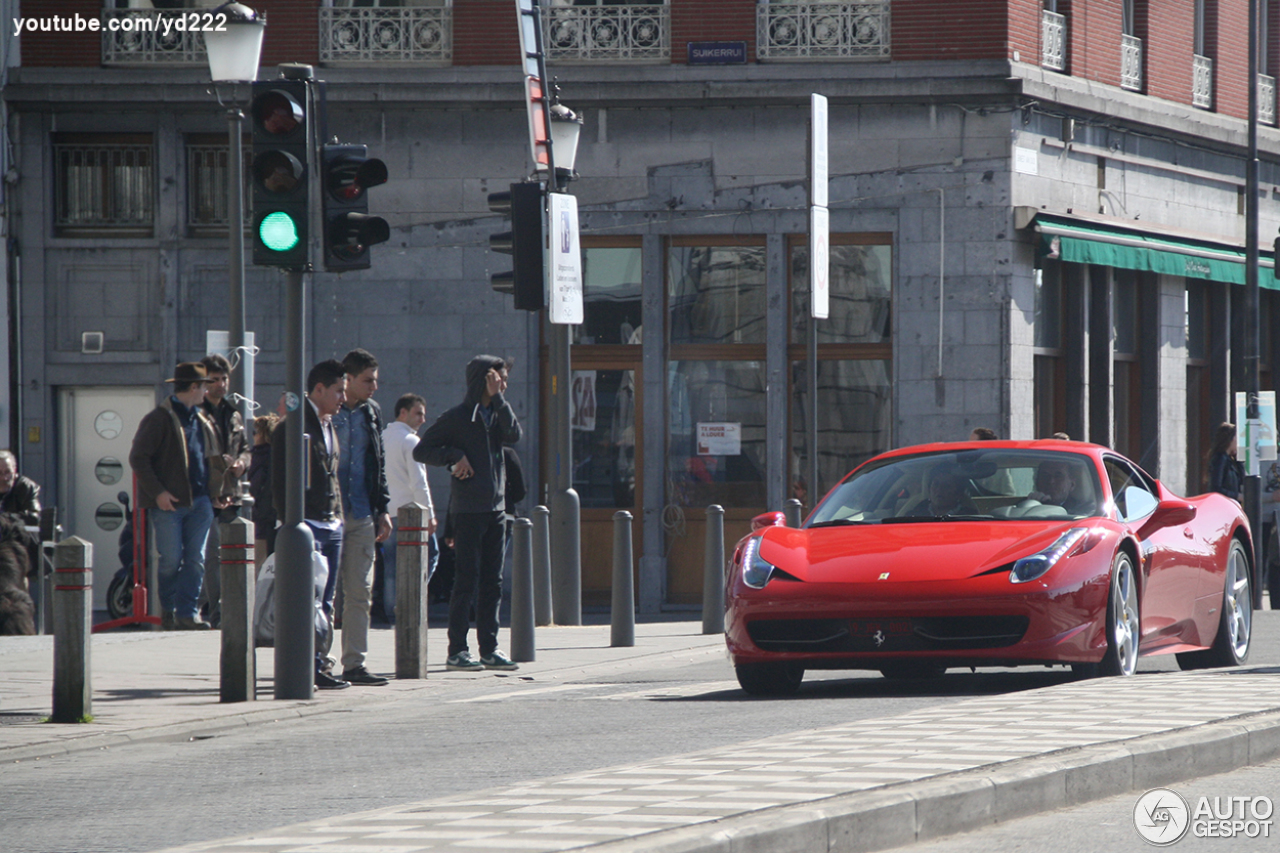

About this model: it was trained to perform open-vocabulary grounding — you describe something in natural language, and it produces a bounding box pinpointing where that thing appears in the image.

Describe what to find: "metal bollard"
[611,511,635,647]
[395,503,431,679]
[219,517,256,703]
[784,498,803,528]
[52,536,93,723]
[702,505,725,635]
[532,505,553,627]
[510,518,536,662]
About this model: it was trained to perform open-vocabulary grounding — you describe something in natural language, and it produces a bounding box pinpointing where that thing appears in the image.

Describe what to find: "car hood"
[756,521,1083,583]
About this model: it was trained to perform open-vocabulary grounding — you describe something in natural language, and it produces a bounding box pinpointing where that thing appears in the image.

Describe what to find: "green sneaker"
[480,650,519,671]
[446,651,484,672]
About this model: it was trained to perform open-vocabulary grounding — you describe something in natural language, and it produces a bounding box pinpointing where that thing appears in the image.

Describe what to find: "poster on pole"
[1235,390,1278,475]
[548,191,583,325]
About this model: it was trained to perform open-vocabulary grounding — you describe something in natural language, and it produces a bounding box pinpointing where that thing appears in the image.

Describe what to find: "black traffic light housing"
[488,181,545,311]
[250,79,312,268]
[321,143,390,272]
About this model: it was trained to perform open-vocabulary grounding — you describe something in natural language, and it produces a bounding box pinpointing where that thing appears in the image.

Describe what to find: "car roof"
[874,440,1107,461]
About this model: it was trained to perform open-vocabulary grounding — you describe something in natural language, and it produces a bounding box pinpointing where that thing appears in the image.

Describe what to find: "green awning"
[1034,215,1280,290]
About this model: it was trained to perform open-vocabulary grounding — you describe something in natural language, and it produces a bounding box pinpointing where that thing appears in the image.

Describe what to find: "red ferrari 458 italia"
[725,441,1254,695]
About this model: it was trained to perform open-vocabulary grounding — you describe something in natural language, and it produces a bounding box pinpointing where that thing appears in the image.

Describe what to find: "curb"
[586,708,1280,853]
[2,637,725,763]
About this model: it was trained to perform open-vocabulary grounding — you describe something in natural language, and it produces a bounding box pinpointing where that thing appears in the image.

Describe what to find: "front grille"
[746,614,1029,653]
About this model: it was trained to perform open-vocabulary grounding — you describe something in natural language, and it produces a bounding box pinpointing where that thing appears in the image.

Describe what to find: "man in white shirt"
[381,393,436,624]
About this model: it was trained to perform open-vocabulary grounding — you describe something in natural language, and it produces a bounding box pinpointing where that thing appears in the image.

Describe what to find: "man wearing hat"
[128,362,228,629]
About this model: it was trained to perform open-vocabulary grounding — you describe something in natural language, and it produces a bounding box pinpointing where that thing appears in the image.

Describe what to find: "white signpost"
[548,191,583,324]
[1235,390,1278,476]
[810,93,829,320]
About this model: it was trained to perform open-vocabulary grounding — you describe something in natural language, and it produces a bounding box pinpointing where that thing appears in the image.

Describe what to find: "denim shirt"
[170,397,208,499]
[333,403,372,519]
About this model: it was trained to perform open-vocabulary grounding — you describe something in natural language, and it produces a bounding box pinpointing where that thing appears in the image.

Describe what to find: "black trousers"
[448,511,505,657]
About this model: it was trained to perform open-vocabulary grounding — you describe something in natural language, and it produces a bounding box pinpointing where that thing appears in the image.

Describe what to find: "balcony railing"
[1041,9,1065,71]
[1261,74,1277,126]
[543,4,669,63]
[319,6,451,65]
[101,9,205,66]
[757,1,889,61]
[1193,54,1213,109]
[1120,34,1143,91]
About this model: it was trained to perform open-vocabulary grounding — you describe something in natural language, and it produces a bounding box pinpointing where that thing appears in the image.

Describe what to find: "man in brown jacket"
[128,363,227,630]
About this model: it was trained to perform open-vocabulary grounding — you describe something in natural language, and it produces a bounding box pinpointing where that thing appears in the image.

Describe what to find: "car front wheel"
[1093,552,1140,677]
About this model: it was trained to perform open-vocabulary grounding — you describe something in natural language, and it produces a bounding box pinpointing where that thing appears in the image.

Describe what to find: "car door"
[1104,456,1199,648]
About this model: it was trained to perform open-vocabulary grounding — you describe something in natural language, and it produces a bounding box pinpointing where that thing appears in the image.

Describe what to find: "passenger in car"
[1028,459,1094,515]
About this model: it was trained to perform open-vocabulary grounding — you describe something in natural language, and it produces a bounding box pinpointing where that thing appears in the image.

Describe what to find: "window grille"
[1121,34,1143,91]
[187,141,252,233]
[543,4,669,62]
[757,2,889,61]
[53,139,154,234]
[320,4,452,64]
[101,8,207,66]
[1041,9,1065,71]
[1192,54,1213,109]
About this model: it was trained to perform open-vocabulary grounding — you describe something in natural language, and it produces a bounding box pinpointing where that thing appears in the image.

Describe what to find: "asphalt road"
[7,610,1278,853]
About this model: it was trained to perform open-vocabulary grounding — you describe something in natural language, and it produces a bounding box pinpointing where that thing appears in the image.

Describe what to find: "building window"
[320,0,452,65]
[1186,280,1212,492]
[1042,1,1066,72]
[789,236,892,502]
[53,133,154,237]
[186,133,250,236]
[1193,0,1214,109]
[544,1,670,63]
[1034,264,1066,439]
[757,1,890,61]
[1121,0,1144,91]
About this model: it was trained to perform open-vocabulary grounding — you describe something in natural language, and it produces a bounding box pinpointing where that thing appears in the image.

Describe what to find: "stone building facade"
[5,0,1280,609]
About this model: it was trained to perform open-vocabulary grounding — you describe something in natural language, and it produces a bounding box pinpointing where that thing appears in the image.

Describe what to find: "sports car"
[725,441,1254,695]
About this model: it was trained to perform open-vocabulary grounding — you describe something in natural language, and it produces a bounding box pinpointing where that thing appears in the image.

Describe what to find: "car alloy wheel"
[1100,552,1140,677]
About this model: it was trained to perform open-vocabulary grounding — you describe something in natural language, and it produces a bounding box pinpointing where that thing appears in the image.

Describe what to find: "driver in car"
[1028,459,1094,515]
[909,468,979,517]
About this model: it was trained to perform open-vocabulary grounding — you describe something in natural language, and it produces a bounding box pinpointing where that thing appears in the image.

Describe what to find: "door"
[59,386,155,610]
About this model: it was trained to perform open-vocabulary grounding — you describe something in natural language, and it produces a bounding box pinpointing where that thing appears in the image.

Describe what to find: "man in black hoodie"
[415,355,521,671]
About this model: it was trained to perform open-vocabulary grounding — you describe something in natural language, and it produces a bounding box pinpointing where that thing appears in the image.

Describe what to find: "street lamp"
[204,2,265,515]
[542,82,584,625]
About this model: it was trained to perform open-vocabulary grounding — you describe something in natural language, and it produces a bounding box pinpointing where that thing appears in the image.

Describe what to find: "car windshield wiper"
[807,518,871,528]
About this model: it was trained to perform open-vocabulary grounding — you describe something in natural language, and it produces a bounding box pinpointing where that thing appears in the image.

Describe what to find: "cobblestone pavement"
[155,667,1280,853]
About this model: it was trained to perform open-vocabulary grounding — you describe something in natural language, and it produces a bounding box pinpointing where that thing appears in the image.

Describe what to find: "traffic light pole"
[549,319,581,625]
[274,267,315,700]
[1245,0,1265,609]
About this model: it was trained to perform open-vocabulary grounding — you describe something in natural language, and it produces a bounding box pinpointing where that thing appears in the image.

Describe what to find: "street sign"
[516,0,540,78]
[810,93,829,319]
[525,75,550,171]
[810,93,828,209]
[810,205,829,320]
[1235,391,1277,475]
[548,191,583,324]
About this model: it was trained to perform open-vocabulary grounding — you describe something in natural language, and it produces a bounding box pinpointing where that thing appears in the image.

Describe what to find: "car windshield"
[808,449,1103,525]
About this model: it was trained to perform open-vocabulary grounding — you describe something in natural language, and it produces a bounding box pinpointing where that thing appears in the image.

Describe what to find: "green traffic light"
[259,211,300,252]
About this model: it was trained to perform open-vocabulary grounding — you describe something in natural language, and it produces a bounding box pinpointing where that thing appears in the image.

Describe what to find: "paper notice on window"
[697,422,741,456]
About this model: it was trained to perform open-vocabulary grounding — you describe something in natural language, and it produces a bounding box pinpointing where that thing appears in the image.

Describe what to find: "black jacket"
[0,475,41,527]
[1208,451,1245,500]
[271,402,342,524]
[247,443,276,532]
[415,355,521,515]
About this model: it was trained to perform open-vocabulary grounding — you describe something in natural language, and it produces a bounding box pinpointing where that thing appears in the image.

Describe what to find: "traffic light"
[321,143,390,272]
[250,79,311,267]
[488,181,545,311]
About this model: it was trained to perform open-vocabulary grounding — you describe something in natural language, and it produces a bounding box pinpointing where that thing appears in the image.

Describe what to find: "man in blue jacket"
[415,355,521,671]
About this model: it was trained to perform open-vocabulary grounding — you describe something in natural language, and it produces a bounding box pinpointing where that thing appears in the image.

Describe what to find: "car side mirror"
[751,511,787,531]
[1138,498,1197,537]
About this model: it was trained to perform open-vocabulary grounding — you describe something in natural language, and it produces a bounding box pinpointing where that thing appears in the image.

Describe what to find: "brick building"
[4,0,1280,610]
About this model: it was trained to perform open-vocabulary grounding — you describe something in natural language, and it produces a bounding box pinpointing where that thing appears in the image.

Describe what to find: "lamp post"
[204,2,265,513]
[544,84,584,625]
[1245,0,1265,609]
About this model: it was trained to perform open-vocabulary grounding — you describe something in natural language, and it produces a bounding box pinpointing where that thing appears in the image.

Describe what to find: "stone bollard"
[702,505,725,635]
[532,505,553,627]
[52,536,93,723]
[510,518,536,662]
[784,498,803,528]
[395,503,431,679]
[611,511,635,647]
[219,517,256,703]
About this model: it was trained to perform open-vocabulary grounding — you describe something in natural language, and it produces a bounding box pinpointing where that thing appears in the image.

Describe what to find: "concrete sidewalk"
[0,619,727,762]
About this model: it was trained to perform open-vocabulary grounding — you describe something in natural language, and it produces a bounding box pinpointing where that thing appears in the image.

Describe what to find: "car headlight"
[1010,528,1087,584]
[741,537,777,589]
